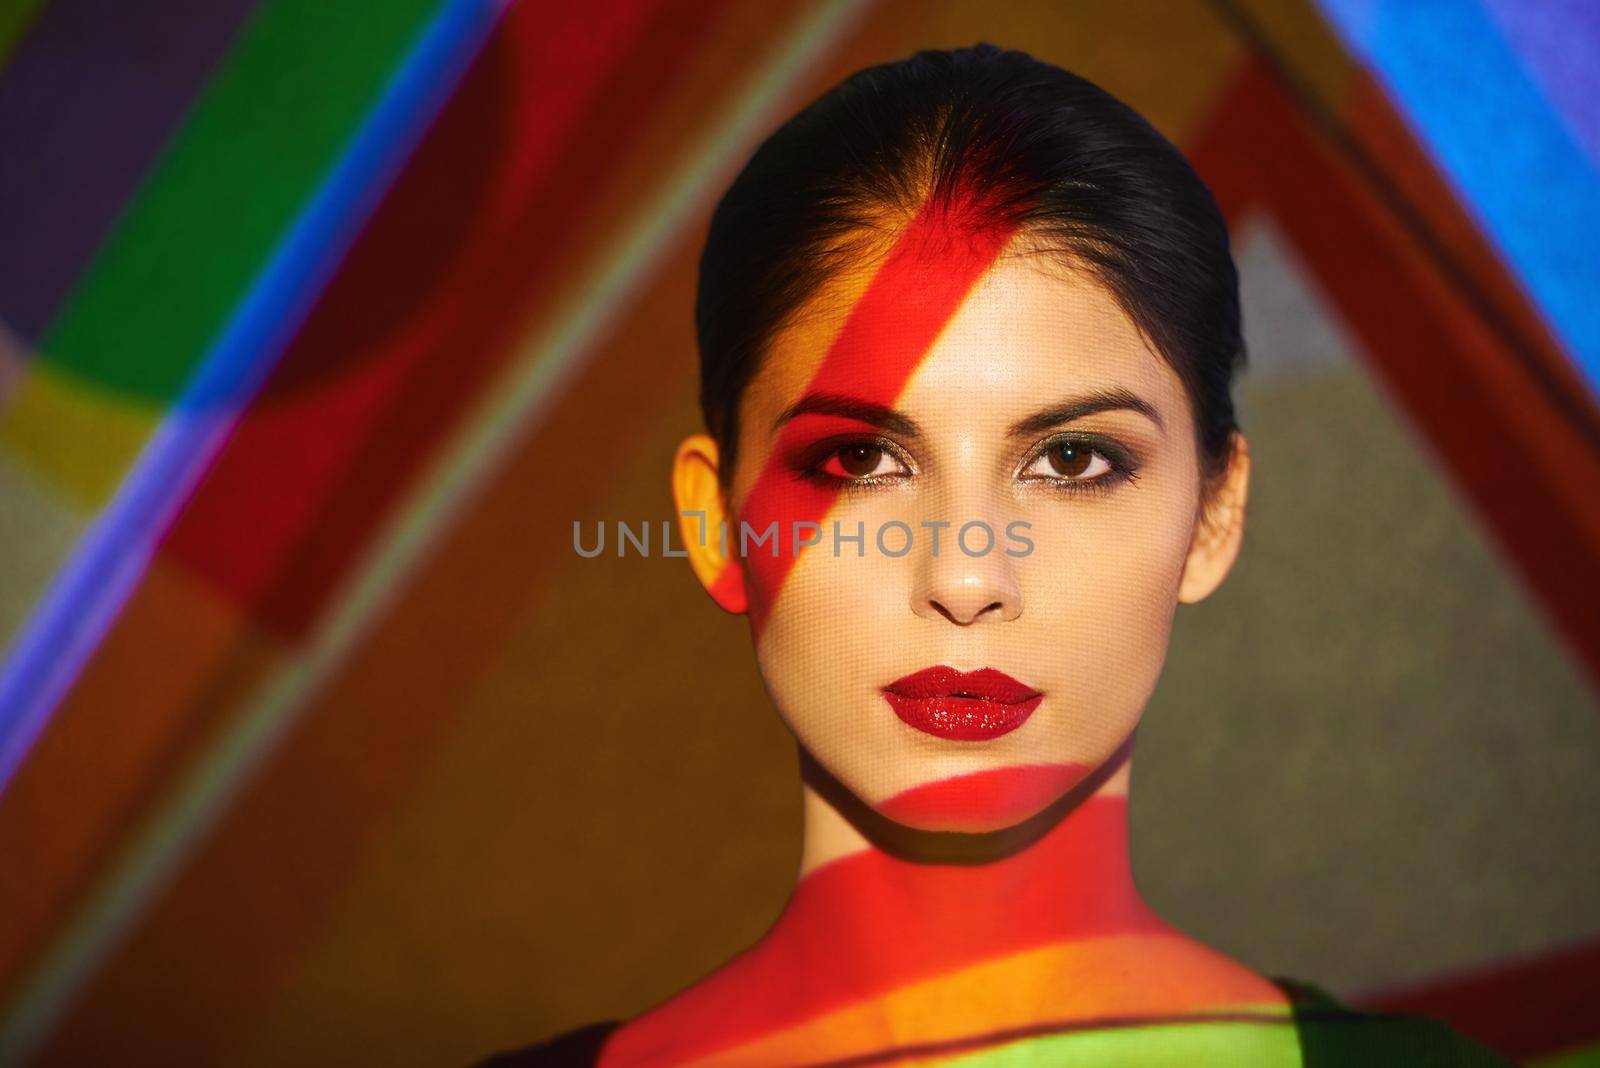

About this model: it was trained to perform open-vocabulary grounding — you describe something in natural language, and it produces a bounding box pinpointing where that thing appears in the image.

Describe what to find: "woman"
[481,44,1514,1066]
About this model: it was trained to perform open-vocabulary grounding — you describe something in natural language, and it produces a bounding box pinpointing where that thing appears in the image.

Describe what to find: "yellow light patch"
[696,933,1293,1066]
[0,363,161,508]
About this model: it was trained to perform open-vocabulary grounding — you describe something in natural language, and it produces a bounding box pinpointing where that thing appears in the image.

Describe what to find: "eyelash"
[792,433,1140,496]
[1018,432,1140,497]
[793,435,912,490]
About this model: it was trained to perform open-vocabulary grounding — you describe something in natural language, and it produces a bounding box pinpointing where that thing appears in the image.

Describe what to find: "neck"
[799,743,1137,879]
[785,741,1163,987]
[602,740,1291,1066]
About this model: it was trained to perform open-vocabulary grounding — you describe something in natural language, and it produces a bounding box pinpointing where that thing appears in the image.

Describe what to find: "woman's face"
[720,233,1210,834]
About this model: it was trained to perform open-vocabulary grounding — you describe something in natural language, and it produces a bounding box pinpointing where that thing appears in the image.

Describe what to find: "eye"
[815,441,907,481]
[1021,438,1112,481]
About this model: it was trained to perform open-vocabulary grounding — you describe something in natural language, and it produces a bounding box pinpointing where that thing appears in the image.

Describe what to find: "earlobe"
[671,433,748,614]
[1177,433,1250,605]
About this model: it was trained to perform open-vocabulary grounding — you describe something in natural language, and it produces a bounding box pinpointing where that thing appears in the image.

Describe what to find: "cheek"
[729,473,837,627]
[750,497,911,730]
[1019,491,1195,706]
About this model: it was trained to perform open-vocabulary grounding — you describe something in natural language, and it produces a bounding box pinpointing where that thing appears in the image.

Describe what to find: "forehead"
[903,252,1179,411]
[744,244,1185,435]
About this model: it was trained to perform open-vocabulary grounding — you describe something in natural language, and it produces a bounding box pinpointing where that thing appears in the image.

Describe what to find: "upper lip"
[882,665,1041,703]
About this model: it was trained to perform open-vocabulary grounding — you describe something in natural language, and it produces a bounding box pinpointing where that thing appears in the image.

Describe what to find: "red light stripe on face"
[726,192,1021,635]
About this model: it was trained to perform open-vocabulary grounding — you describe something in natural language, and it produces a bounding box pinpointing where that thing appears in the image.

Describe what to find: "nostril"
[929,598,1006,625]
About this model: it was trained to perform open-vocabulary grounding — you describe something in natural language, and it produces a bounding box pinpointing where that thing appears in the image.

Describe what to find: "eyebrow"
[772,386,1164,438]
[772,392,921,437]
[1006,387,1165,438]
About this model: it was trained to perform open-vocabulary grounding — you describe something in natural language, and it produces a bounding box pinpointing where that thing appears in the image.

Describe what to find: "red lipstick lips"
[881,665,1043,741]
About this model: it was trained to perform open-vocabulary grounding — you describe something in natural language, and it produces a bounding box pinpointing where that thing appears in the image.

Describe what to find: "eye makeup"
[790,434,915,489]
[1016,431,1142,497]
[787,428,1142,497]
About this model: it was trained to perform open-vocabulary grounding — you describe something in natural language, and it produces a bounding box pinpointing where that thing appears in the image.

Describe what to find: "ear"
[1177,432,1250,605]
[672,433,748,614]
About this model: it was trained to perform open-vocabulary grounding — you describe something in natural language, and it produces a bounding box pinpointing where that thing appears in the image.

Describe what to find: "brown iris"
[1045,440,1093,477]
[837,443,884,477]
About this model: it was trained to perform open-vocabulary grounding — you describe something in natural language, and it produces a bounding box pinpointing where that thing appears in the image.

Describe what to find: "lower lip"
[882,692,1043,741]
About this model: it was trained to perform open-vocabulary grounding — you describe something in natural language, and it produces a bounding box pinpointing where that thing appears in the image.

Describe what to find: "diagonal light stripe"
[1315,0,1600,395]
[0,0,503,795]
[0,0,506,1059]
[0,0,874,1060]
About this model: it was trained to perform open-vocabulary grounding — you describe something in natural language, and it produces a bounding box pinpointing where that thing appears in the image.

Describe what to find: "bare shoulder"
[592,958,766,1068]
[1140,928,1293,1011]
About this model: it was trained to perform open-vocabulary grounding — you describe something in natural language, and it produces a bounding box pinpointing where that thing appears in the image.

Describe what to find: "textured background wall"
[0,1,1595,1065]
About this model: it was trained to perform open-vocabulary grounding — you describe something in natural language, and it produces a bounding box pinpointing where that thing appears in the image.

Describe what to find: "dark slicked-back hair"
[696,42,1245,495]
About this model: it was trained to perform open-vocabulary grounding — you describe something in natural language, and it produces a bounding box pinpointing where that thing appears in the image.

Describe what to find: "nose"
[911,519,1023,626]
